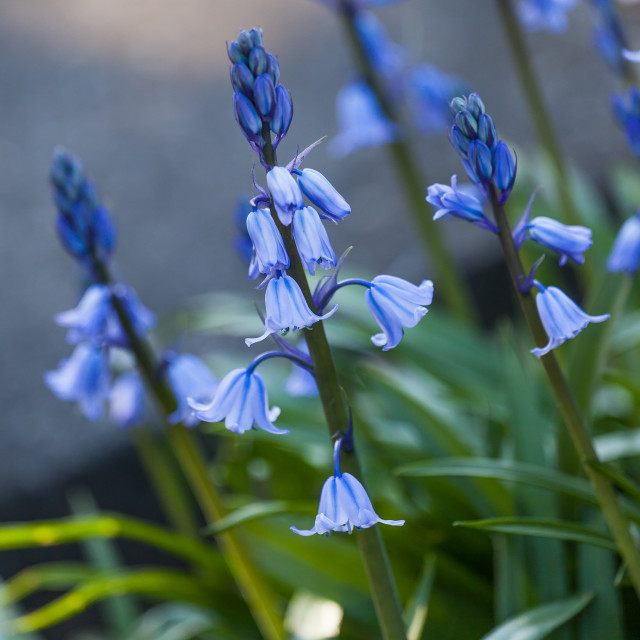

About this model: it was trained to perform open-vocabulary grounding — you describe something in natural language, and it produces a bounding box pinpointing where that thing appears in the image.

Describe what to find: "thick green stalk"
[262,131,407,640]
[488,187,640,599]
[494,0,581,228]
[337,0,475,323]
[92,261,285,640]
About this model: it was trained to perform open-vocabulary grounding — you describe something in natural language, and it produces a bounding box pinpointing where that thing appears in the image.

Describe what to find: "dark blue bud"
[477,114,497,150]
[248,28,263,48]
[271,85,293,137]
[467,140,493,184]
[493,141,516,197]
[266,53,280,85]
[455,110,478,139]
[233,92,262,141]
[230,62,254,97]
[237,31,253,56]
[249,45,268,76]
[253,74,276,121]
[450,97,467,114]
[612,93,626,126]
[468,93,486,118]
[227,41,245,64]
[631,86,640,113]
[450,126,470,155]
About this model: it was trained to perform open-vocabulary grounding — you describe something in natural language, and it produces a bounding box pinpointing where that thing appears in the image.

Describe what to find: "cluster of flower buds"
[428,94,609,358]
[228,28,293,161]
[46,150,217,425]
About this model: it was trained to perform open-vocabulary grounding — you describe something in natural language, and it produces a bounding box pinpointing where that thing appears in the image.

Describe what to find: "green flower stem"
[131,426,200,538]
[92,261,286,640]
[262,129,407,640]
[494,0,581,228]
[336,0,475,323]
[488,187,640,600]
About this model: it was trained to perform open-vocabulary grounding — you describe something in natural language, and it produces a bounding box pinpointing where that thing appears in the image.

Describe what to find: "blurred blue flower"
[517,0,578,33]
[526,217,593,265]
[45,343,111,421]
[296,168,351,223]
[330,81,399,157]
[246,275,337,346]
[612,87,640,156]
[189,367,287,435]
[607,212,640,274]
[531,283,609,358]
[266,166,304,226]
[291,472,404,535]
[365,275,433,350]
[109,371,146,428]
[293,206,337,275]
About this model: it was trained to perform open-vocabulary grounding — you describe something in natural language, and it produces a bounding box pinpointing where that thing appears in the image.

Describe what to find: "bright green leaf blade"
[404,554,437,640]
[479,592,593,640]
[454,517,617,552]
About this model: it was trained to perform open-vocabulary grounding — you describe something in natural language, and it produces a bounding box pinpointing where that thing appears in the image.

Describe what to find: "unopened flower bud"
[267,53,280,85]
[455,110,478,139]
[233,92,262,142]
[493,141,516,198]
[468,140,493,183]
[253,74,276,121]
[297,168,351,223]
[237,30,253,56]
[249,45,268,76]
[477,113,497,149]
[468,93,486,118]
[230,62,254,97]
[271,85,293,137]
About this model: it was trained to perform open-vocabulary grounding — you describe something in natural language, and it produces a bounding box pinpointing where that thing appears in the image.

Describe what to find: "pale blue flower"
[517,0,578,33]
[166,353,218,426]
[189,367,287,435]
[246,275,337,346]
[526,217,593,265]
[607,212,640,274]
[266,166,303,226]
[532,283,609,358]
[365,275,433,350]
[246,208,290,275]
[45,343,111,421]
[291,472,404,535]
[109,371,146,428]
[330,81,399,157]
[296,168,351,223]
[292,206,337,275]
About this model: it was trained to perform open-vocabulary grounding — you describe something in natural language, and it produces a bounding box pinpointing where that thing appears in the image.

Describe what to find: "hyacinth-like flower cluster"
[46,150,217,425]
[517,0,579,33]
[427,94,609,358]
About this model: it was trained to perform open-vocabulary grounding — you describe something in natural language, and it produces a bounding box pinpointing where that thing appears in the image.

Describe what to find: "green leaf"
[454,517,617,552]
[587,460,640,503]
[404,554,437,640]
[479,592,593,640]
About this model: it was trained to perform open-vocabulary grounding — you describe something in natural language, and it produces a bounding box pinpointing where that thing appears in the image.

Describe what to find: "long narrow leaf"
[404,554,437,640]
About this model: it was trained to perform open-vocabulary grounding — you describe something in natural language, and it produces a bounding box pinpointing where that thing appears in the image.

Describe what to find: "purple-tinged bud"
[237,30,253,56]
[468,140,493,184]
[267,166,303,226]
[246,208,290,274]
[607,212,640,275]
[227,41,245,64]
[297,168,351,223]
[455,110,478,139]
[233,92,262,142]
[253,74,276,121]
[493,141,517,201]
[293,206,337,275]
[271,85,293,138]
[266,53,280,85]
[248,28,263,48]
[450,126,470,155]
[249,45,268,76]
[468,93,486,118]
[477,114,497,150]
[230,62,254,97]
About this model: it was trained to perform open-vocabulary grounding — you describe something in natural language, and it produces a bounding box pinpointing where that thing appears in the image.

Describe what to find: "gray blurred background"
[0,0,637,547]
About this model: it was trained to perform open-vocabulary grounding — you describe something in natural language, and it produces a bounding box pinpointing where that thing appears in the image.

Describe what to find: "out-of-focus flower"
[612,87,640,156]
[517,0,579,33]
[109,371,146,428]
[607,212,640,274]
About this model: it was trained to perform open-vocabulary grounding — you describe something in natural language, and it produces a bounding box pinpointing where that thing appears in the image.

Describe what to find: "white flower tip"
[623,49,640,62]
[245,330,270,347]
[187,396,213,412]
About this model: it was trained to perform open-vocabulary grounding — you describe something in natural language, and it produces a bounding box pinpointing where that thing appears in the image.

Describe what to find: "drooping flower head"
[189,367,287,435]
[531,282,609,358]
[517,0,579,33]
[607,212,640,275]
[246,208,290,276]
[292,206,337,275]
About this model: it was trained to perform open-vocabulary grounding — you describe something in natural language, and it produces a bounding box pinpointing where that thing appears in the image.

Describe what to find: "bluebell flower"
[526,216,593,265]
[166,353,218,426]
[293,207,337,275]
[329,81,399,157]
[296,169,351,223]
[493,141,517,202]
[365,275,434,350]
[406,64,468,136]
[233,92,263,143]
[266,166,303,226]
[246,208,290,276]
[51,148,117,264]
[246,275,338,346]
[531,283,609,358]
[517,0,579,33]
[426,176,497,232]
[607,212,640,274]
[271,85,293,141]
[45,343,111,421]
[189,367,287,435]
[291,472,404,535]
[253,74,277,121]
[54,283,156,347]
[109,371,146,428]
[612,88,640,156]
